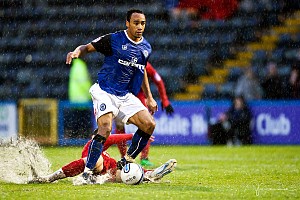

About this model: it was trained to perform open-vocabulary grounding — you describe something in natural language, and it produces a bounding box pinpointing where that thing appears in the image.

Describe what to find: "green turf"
[1,145,299,200]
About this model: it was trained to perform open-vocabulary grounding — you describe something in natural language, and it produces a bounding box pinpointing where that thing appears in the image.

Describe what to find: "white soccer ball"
[121,163,144,185]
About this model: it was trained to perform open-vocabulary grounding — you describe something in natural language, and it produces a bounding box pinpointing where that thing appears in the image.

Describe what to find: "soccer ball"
[120,163,144,185]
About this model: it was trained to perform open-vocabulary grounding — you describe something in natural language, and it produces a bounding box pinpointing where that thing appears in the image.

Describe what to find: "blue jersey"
[91,30,152,96]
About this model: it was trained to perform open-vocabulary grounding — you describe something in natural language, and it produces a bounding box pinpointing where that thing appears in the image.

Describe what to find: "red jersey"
[137,62,170,108]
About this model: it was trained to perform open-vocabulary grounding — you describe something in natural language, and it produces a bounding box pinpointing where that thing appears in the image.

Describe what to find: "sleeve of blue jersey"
[91,34,113,56]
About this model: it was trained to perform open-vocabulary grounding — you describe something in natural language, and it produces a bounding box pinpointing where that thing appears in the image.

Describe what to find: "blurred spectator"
[65,58,93,139]
[165,0,179,12]
[208,95,252,145]
[261,62,284,99]
[287,65,300,99]
[238,0,255,12]
[201,0,238,20]
[169,0,239,26]
[281,0,300,13]
[68,58,92,103]
[169,0,198,26]
[235,67,263,101]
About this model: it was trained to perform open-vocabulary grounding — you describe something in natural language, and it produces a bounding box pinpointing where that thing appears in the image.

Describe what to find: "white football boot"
[145,159,177,182]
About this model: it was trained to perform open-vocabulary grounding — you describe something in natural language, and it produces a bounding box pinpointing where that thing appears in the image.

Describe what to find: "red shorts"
[82,140,117,175]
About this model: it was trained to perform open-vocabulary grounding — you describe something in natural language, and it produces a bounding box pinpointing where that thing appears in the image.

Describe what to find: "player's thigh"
[128,110,155,134]
[118,93,147,124]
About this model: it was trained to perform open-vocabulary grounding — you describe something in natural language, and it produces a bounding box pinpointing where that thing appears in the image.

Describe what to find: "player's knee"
[143,119,156,134]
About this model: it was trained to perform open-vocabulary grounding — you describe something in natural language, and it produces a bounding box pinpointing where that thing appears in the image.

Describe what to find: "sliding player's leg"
[103,132,133,151]
[29,133,133,184]
[29,158,86,183]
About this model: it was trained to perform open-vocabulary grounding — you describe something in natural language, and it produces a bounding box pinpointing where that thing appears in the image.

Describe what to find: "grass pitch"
[1,145,299,200]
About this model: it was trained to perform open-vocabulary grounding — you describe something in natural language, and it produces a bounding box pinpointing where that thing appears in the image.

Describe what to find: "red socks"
[141,141,151,160]
[113,129,128,157]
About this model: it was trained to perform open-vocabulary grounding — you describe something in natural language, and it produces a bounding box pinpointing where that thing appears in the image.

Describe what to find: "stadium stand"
[174,1,300,100]
[0,0,299,101]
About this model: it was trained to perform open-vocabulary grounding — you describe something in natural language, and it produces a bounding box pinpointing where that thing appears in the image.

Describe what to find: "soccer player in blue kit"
[66,9,158,183]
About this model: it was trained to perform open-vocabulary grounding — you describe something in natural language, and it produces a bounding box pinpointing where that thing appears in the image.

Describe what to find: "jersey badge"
[122,45,127,50]
[100,103,106,111]
[143,50,149,58]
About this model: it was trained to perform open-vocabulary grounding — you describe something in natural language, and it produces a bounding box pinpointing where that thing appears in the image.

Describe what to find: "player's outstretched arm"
[66,43,96,64]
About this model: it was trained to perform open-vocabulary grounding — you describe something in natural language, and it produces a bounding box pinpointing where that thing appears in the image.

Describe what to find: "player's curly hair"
[126,9,144,22]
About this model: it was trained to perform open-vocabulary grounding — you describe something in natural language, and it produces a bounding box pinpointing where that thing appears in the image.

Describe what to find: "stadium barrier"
[18,99,58,145]
[12,99,300,145]
[146,100,300,145]
[58,100,300,146]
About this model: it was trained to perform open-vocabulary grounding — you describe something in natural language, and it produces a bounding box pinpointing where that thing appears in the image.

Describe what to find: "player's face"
[126,13,146,42]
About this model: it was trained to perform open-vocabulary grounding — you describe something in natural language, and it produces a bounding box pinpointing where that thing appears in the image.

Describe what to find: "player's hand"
[162,103,174,115]
[147,97,158,115]
[66,51,80,64]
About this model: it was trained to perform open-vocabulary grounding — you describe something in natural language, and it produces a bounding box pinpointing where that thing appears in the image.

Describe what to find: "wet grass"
[1,145,299,199]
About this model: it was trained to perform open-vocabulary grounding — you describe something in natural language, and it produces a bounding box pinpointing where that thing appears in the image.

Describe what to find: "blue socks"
[127,129,151,159]
[85,134,106,170]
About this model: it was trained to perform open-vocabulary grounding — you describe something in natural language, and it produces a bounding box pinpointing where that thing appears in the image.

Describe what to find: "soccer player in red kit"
[115,62,174,167]
[28,133,176,184]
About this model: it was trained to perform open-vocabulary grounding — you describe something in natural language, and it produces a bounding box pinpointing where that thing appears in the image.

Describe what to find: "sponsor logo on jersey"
[118,57,145,70]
